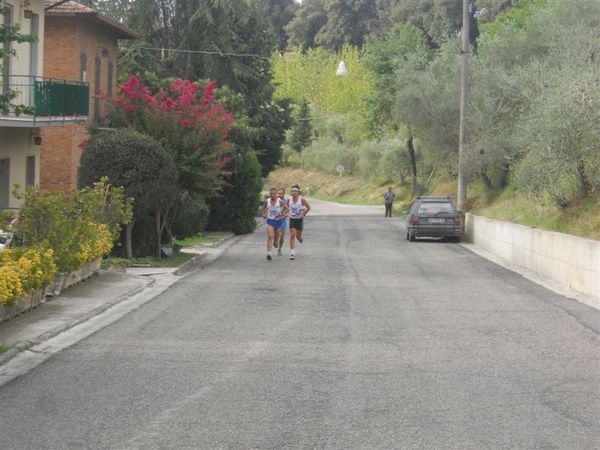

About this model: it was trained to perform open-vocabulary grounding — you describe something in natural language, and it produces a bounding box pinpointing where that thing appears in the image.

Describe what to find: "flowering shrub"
[0,248,56,306]
[72,223,113,268]
[14,181,131,273]
[106,76,234,196]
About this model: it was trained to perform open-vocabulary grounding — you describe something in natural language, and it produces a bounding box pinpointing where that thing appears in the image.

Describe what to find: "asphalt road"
[0,200,598,449]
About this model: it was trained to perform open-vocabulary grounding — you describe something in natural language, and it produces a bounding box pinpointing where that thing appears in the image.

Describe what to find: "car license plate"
[429,218,445,223]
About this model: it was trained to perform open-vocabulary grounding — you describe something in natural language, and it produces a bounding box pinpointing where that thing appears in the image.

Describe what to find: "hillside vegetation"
[273,0,599,241]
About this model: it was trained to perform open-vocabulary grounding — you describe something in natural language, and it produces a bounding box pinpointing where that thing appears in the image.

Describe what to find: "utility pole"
[457,0,470,212]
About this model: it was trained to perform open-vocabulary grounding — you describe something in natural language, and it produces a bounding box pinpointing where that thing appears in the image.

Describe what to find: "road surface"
[0,200,598,449]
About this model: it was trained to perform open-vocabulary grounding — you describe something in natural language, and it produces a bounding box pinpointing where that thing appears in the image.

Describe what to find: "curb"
[199,232,235,248]
[0,278,153,367]
[174,232,240,276]
[174,253,207,275]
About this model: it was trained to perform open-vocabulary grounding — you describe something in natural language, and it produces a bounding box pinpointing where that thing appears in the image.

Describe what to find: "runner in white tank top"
[261,187,289,260]
[288,184,311,260]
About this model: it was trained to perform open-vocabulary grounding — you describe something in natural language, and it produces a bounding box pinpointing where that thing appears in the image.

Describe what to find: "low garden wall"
[464,214,600,310]
[0,258,102,323]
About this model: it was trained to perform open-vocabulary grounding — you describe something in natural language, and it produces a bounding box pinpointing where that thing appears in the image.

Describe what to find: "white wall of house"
[1,0,45,78]
[0,1,45,208]
[0,127,40,208]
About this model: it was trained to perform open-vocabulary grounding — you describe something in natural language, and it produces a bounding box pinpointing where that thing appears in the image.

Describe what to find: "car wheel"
[453,235,462,243]
[406,232,409,241]
[409,232,416,242]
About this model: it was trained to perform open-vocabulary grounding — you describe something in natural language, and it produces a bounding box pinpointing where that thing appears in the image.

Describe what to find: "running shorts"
[289,218,304,231]
[280,219,288,231]
[267,218,284,229]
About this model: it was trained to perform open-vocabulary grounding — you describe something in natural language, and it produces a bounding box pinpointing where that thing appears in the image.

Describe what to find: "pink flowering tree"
[106,75,234,197]
[96,76,235,254]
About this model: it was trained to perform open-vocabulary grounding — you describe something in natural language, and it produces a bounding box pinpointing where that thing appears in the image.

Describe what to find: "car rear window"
[417,202,454,214]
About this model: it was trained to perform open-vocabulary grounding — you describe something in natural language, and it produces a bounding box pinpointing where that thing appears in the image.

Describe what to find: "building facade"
[0,0,64,208]
[40,0,136,193]
[0,0,136,209]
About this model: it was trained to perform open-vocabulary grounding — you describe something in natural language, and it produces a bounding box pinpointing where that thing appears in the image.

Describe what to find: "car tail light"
[453,216,461,224]
[411,217,419,225]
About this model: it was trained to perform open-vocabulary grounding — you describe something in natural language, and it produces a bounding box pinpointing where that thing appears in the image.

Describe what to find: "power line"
[296,113,359,122]
[139,46,271,60]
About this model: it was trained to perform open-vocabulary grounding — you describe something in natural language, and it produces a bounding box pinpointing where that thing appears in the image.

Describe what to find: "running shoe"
[273,241,278,248]
[298,237,303,244]
[290,254,295,260]
[277,248,282,256]
[267,254,272,261]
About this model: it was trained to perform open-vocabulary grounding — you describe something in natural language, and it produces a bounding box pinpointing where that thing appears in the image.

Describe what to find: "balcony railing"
[1,75,89,125]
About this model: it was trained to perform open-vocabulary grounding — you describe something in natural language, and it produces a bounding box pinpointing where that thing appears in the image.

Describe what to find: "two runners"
[261,187,289,261]
[261,184,311,261]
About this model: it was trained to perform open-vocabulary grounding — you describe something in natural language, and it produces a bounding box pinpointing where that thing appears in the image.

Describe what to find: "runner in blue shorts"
[275,188,288,256]
[261,187,289,261]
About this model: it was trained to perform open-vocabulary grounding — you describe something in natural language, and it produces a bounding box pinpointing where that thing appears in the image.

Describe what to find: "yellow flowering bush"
[0,248,56,306]
[72,223,114,268]
[14,180,132,273]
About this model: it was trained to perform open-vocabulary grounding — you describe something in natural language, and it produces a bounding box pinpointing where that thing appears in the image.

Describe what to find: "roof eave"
[45,11,139,40]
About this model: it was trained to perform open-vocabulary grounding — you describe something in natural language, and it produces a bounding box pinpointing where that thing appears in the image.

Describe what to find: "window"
[0,159,10,208]
[80,52,87,82]
[107,62,113,96]
[94,57,101,123]
[30,14,39,76]
[26,156,36,187]
[418,202,454,214]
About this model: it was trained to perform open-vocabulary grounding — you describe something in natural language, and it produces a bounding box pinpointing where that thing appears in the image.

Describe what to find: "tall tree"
[285,0,328,50]
[286,0,382,51]
[288,99,313,152]
[261,0,299,51]
[364,23,432,195]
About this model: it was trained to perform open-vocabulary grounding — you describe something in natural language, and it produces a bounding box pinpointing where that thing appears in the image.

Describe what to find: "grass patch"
[151,252,197,267]
[473,191,600,240]
[102,252,197,269]
[0,343,11,353]
[174,231,231,247]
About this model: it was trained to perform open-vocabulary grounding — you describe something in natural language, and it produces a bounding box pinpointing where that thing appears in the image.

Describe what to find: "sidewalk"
[0,233,237,367]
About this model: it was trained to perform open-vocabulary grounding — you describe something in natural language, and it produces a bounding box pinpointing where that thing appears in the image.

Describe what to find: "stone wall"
[465,214,600,310]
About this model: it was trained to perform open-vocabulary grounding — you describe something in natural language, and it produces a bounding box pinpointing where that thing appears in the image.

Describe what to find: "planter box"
[45,273,66,297]
[62,258,102,291]
[1,258,103,323]
[0,287,45,323]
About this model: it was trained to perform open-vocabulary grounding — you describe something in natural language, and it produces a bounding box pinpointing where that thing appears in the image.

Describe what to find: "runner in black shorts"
[288,184,311,260]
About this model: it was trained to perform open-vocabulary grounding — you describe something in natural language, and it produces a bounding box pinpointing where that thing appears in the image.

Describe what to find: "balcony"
[0,75,89,127]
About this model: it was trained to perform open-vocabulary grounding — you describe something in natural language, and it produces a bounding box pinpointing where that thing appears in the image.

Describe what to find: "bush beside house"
[0,180,131,307]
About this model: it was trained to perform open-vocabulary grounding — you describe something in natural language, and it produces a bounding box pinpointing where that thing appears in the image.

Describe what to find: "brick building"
[0,0,82,209]
[40,0,137,192]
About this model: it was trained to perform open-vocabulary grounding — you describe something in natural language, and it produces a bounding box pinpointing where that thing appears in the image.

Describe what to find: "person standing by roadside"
[275,188,288,256]
[384,186,395,217]
[288,184,311,260]
[261,187,289,261]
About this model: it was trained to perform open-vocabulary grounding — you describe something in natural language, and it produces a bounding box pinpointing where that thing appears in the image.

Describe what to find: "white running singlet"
[267,198,283,220]
[289,195,305,219]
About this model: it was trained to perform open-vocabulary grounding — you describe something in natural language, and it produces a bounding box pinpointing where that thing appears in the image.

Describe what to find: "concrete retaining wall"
[464,214,600,309]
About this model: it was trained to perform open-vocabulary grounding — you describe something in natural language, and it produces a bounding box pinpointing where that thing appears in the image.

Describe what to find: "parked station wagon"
[405,196,462,242]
